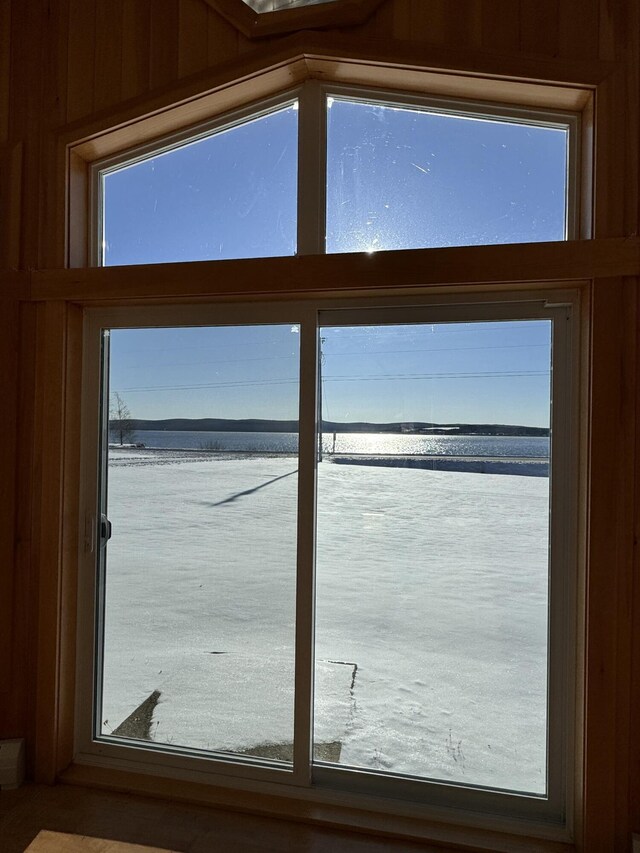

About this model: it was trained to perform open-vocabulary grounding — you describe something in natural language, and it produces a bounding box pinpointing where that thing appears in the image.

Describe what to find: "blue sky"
[104,98,565,427]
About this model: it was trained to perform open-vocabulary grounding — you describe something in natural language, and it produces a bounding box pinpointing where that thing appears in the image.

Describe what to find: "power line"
[118,369,548,394]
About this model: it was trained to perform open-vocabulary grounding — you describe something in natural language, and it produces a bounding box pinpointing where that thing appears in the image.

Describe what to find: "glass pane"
[243,0,340,9]
[99,324,300,762]
[326,98,568,253]
[102,104,298,266]
[314,320,551,794]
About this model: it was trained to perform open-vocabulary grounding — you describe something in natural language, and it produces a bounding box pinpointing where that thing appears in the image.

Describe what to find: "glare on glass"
[99,324,300,762]
[102,104,298,266]
[243,0,340,9]
[314,320,552,794]
[326,98,569,253]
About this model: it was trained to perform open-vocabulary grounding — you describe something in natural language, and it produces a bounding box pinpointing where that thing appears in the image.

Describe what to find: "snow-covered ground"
[102,449,549,794]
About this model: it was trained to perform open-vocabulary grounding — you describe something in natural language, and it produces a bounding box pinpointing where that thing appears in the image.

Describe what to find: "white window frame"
[75,287,580,840]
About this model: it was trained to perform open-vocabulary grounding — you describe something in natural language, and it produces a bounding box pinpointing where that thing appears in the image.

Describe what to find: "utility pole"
[318,335,325,462]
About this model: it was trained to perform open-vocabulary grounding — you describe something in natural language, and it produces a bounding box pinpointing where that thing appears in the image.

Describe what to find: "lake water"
[110,430,549,458]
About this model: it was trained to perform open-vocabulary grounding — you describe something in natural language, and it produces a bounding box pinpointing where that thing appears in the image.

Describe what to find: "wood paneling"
[2,0,640,850]
[0,0,10,143]
[481,0,520,54]
[149,0,180,91]
[121,1,151,103]
[93,0,123,114]
[66,0,96,123]
[583,277,638,849]
[0,293,19,700]
[178,0,210,79]
[519,0,559,57]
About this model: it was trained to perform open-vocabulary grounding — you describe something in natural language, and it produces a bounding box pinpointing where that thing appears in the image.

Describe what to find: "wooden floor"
[0,783,437,852]
[25,829,172,852]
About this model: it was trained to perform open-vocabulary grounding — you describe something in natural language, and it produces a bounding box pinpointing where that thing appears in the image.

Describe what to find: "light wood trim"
[206,0,387,39]
[305,53,595,111]
[59,763,572,853]
[68,151,89,269]
[62,34,603,163]
[33,302,75,783]
[0,295,20,698]
[30,239,640,304]
[67,57,309,162]
[61,37,601,273]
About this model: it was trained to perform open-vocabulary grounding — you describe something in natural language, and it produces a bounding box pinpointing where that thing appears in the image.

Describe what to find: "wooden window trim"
[59,42,603,271]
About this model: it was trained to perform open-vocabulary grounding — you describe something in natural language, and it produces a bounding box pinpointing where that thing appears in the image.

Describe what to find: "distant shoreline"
[110,418,549,438]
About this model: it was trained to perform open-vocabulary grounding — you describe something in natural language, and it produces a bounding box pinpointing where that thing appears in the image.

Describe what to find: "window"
[93,85,577,265]
[76,84,580,837]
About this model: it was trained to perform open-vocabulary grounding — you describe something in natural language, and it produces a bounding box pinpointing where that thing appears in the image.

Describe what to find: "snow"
[102,449,549,794]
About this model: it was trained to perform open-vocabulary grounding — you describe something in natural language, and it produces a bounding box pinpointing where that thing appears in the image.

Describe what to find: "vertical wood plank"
[121,0,151,102]
[558,0,599,60]
[593,68,627,238]
[407,0,447,45]
[625,0,639,239]
[11,0,44,271]
[481,0,520,54]
[178,0,210,79]
[0,0,11,144]
[583,277,637,850]
[387,0,412,42]
[631,276,640,838]
[149,0,180,91]
[50,0,70,127]
[39,0,70,269]
[0,295,19,704]
[0,143,23,269]
[93,0,123,113]
[361,0,396,41]
[7,301,38,765]
[207,7,239,66]
[445,0,482,50]
[66,0,96,122]
[598,0,617,61]
[519,0,559,57]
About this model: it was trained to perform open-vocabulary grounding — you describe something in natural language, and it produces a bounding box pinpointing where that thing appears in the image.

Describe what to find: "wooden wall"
[0,0,639,850]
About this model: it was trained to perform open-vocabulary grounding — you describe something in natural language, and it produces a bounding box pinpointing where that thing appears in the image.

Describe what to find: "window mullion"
[297,80,326,256]
[292,308,319,785]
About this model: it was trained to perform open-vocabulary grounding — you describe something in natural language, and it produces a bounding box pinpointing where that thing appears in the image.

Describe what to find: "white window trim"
[75,288,581,841]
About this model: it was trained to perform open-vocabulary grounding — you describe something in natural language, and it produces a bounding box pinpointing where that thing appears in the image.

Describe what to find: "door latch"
[100,514,112,546]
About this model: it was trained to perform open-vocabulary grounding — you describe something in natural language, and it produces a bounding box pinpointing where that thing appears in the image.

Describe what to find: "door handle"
[100,514,112,546]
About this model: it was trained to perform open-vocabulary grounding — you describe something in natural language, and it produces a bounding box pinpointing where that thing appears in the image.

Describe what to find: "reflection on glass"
[102,105,298,266]
[326,98,568,253]
[100,324,300,762]
[243,0,340,10]
[314,320,551,794]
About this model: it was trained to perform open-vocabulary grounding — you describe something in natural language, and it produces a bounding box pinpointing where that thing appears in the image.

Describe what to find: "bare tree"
[110,392,135,446]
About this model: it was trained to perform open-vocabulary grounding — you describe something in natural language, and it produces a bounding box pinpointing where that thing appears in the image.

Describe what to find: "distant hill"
[111,417,549,437]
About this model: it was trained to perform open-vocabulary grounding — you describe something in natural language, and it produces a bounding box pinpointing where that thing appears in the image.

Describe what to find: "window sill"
[58,762,574,853]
